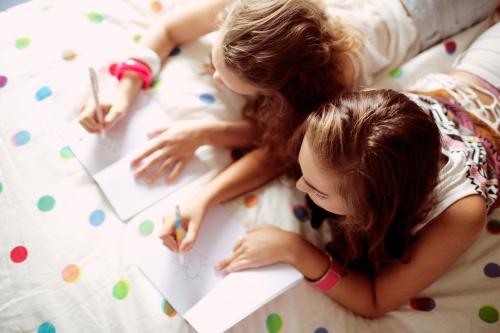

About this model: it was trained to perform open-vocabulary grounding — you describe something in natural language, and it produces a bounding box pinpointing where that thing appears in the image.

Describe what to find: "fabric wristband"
[308,254,343,292]
[126,45,161,77]
[110,59,153,89]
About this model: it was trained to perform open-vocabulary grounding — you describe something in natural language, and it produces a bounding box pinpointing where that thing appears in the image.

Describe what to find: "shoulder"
[432,195,486,232]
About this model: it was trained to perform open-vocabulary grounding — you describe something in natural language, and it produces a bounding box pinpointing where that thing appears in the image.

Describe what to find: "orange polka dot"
[62,264,80,283]
[244,194,259,208]
[150,1,162,13]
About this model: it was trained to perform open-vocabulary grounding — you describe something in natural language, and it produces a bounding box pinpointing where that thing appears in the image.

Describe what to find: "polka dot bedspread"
[0,0,498,332]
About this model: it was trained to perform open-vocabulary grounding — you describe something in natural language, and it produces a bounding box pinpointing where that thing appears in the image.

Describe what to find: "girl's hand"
[79,94,130,133]
[159,198,209,253]
[215,225,299,274]
[131,121,208,184]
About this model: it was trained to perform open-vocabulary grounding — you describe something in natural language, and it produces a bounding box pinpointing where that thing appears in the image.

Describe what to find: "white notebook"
[138,205,303,333]
[60,95,207,220]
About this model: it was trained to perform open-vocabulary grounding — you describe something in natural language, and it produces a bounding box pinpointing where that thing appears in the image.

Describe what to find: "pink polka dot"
[410,297,435,311]
[444,40,457,55]
[0,75,7,88]
[10,246,28,263]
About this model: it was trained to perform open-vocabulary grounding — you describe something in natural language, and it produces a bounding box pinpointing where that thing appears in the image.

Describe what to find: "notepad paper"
[60,95,207,220]
[138,205,303,333]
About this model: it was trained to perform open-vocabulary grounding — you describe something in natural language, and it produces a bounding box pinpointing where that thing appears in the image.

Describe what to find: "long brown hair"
[299,90,442,271]
[220,0,360,161]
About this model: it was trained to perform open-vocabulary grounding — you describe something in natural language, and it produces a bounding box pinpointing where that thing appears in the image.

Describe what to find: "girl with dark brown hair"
[215,23,499,317]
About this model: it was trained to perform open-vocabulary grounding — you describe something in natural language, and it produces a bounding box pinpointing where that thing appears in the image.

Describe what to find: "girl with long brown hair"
[214,23,500,317]
[78,0,496,251]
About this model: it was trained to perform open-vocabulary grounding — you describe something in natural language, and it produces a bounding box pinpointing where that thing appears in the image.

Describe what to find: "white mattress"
[1,0,499,332]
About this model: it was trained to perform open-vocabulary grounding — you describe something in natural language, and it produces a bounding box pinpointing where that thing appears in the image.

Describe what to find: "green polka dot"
[139,220,155,236]
[0,182,3,193]
[15,38,31,49]
[479,306,499,323]
[151,79,161,89]
[59,146,74,159]
[266,313,283,333]
[113,280,129,300]
[87,12,103,23]
[41,5,53,11]
[389,68,403,79]
[133,34,142,43]
[37,195,55,212]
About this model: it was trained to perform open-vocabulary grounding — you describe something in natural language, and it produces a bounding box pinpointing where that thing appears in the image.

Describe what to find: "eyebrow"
[302,177,329,197]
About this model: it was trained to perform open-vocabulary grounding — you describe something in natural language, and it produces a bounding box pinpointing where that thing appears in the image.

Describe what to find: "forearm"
[115,0,232,106]
[200,148,283,207]
[202,120,258,148]
[289,237,381,317]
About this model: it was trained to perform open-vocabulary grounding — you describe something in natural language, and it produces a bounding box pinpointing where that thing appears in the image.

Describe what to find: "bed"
[1,0,499,332]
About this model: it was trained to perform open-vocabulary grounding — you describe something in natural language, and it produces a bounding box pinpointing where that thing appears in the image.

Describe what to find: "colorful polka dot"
[10,246,28,263]
[314,328,329,333]
[0,75,7,88]
[150,0,163,13]
[139,220,155,236]
[12,130,31,146]
[410,297,436,311]
[62,264,80,283]
[133,34,142,43]
[486,219,500,234]
[59,146,75,159]
[41,5,54,11]
[15,37,30,49]
[389,68,403,79]
[444,40,457,55]
[199,93,215,104]
[87,12,103,23]
[169,47,181,57]
[162,299,176,317]
[89,209,105,226]
[37,322,56,333]
[61,49,77,61]
[0,182,3,193]
[244,194,259,208]
[292,204,310,223]
[113,280,130,300]
[37,195,55,212]
[479,305,498,323]
[231,148,248,161]
[266,313,283,333]
[151,79,161,89]
[484,263,500,278]
[35,86,52,101]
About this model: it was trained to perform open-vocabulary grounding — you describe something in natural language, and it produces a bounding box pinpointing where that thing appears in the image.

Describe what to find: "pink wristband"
[110,58,153,89]
[309,255,343,292]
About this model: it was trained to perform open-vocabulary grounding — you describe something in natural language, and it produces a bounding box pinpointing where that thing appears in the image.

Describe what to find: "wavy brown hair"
[220,0,360,162]
[297,90,442,272]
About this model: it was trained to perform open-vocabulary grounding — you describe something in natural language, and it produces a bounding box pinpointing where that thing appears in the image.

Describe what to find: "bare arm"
[202,120,258,148]
[120,0,233,103]
[290,195,486,317]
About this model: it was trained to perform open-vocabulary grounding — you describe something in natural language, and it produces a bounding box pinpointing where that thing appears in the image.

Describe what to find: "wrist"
[289,237,330,281]
[201,120,224,146]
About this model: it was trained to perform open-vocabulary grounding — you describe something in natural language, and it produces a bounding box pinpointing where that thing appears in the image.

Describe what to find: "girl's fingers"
[133,149,166,179]
[131,139,163,167]
[179,219,202,252]
[165,161,185,183]
[104,108,125,128]
[147,158,176,184]
[225,258,253,273]
[148,126,168,138]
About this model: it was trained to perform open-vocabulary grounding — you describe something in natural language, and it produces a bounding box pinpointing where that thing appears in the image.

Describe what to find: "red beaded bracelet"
[109,58,153,89]
[308,254,344,292]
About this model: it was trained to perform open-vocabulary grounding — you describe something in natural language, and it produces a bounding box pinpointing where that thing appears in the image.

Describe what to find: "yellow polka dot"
[244,194,259,208]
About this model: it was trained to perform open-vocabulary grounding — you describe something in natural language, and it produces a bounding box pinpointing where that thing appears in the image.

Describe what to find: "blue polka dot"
[314,328,328,333]
[37,322,56,333]
[89,209,105,226]
[169,47,181,56]
[292,204,310,223]
[199,93,215,104]
[35,86,52,101]
[12,130,31,146]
